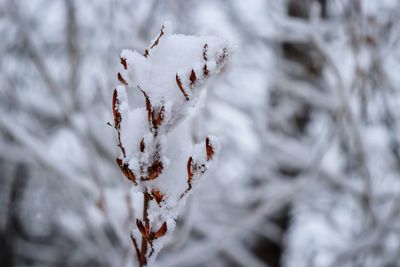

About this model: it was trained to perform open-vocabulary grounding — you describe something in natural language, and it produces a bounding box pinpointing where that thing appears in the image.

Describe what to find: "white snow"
[113,21,230,263]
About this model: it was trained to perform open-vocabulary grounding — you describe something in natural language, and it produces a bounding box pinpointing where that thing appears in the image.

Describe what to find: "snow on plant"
[111,21,230,266]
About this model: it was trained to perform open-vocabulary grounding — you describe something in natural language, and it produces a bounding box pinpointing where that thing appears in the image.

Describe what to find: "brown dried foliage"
[117,72,128,85]
[176,74,189,101]
[155,105,165,127]
[116,158,137,184]
[120,57,127,69]
[140,138,145,152]
[148,160,163,180]
[206,137,214,161]
[190,69,197,86]
[151,188,164,204]
[112,89,121,130]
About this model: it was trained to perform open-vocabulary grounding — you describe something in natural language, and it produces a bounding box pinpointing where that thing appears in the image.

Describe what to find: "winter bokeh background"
[2,0,400,266]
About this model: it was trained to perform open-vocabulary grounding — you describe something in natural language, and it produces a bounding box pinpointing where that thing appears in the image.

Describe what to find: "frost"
[112,21,230,266]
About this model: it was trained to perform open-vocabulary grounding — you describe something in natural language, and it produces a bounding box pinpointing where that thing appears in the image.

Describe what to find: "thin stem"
[139,192,150,267]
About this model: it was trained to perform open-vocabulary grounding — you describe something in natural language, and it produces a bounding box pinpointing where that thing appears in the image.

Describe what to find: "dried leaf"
[176,74,189,101]
[151,188,164,204]
[117,72,128,85]
[154,222,167,239]
[140,138,145,152]
[140,89,153,125]
[148,160,163,180]
[116,158,136,184]
[155,106,165,127]
[180,156,194,198]
[187,156,194,180]
[205,137,214,161]
[120,57,127,69]
[112,89,121,130]
[203,64,209,76]
[189,69,197,86]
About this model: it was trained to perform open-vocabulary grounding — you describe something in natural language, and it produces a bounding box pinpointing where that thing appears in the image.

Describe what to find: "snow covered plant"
[111,22,230,266]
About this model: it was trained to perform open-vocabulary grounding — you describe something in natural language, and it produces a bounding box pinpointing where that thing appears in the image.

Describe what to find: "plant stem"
[139,191,150,267]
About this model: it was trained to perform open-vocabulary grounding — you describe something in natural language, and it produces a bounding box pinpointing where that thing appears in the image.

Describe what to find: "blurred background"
[2,0,400,266]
